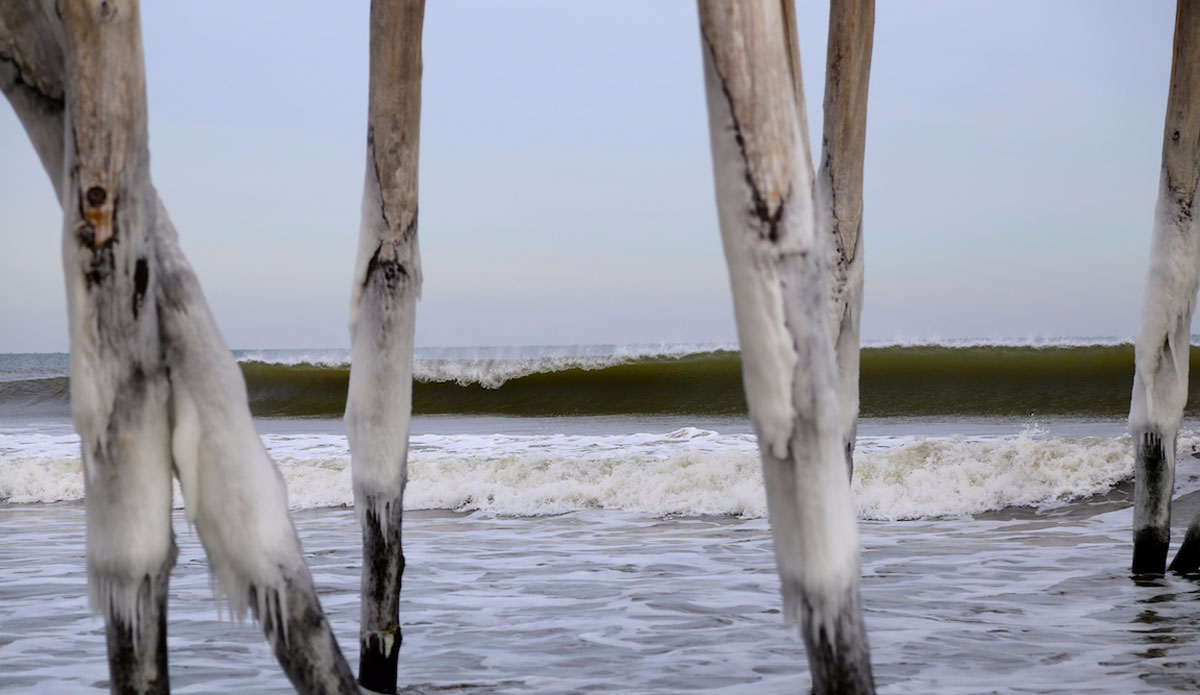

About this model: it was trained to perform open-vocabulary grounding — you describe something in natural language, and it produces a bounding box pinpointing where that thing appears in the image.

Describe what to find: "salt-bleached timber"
[815,0,874,474]
[0,1,357,692]
[697,2,875,692]
[1130,0,1200,575]
[345,0,425,692]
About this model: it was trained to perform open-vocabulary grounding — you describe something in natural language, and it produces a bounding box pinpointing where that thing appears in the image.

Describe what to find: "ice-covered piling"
[2,1,359,690]
[814,0,875,477]
[345,1,425,691]
[1131,0,1200,575]
[697,2,874,692]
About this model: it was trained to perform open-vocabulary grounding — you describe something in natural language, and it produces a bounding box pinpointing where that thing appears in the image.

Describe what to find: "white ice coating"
[815,177,864,454]
[78,382,173,636]
[1130,170,1200,438]
[3,1,332,672]
[57,139,175,635]
[345,144,422,534]
[766,427,860,610]
[1130,167,1200,541]
[155,218,304,622]
[700,46,859,606]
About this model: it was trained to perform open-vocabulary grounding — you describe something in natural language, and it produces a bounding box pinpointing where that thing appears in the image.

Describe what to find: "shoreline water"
[5,344,1200,692]
[6,484,1200,694]
[2,415,1182,520]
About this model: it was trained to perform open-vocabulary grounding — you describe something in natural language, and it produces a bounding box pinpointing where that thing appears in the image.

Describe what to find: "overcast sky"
[0,1,1179,351]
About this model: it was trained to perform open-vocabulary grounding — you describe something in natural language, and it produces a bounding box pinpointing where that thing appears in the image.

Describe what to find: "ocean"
[3,342,1200,693]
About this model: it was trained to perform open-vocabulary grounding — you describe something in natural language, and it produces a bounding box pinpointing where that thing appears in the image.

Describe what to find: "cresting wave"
[0,342,1196,418]
[4,427,1198,520]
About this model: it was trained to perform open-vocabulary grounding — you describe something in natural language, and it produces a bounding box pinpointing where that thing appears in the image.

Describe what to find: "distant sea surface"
[4,341,1200,694]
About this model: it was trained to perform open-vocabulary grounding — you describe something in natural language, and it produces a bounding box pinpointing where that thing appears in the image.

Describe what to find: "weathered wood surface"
[1,1,357,692]
[345,0,425,691]
[696,2,875,692]
[816,0,874,474]
[60,3,174,690]
[1132,0,1200,574]
[0,0,65,195]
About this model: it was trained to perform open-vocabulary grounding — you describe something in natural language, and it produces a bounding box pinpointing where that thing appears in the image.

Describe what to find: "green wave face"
[237,352,747,417]
[0,345,1179,419]
[857,345,1139,418]
[238,345,1154,418]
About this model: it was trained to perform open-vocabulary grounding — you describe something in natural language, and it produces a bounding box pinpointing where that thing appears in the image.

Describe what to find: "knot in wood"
[86,186,107,207]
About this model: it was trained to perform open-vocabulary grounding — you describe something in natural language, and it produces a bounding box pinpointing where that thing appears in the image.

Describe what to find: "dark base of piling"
[1132,528,1170,575]
[359,631,401,694]
[105,562,172,695]
[358,500,406,694]
[254,574,359,695]
[794,582,876,695]
[1170,523,1200,573]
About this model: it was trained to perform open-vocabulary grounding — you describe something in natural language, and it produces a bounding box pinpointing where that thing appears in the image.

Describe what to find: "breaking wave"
[5,426,1196,521]
[0,341,1187,418]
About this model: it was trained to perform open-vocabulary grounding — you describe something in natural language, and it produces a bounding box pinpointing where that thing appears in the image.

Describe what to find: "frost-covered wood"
[1131,0,1200,574]
[59,3,175,690]
[1,1,357,692]
[696,2,874,692]
[344,0,425,691]
[155,216,357,694]
[816,0,874,474]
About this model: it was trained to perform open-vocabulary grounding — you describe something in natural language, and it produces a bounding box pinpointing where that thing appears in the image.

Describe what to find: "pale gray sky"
[0,1,1179,351]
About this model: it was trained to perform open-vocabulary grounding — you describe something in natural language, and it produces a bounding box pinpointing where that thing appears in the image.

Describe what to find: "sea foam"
[4,426,1193,520]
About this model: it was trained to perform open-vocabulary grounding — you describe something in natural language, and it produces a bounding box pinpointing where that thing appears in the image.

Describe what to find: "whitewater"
[5,343,1200,693]
[0,422,1181,521]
